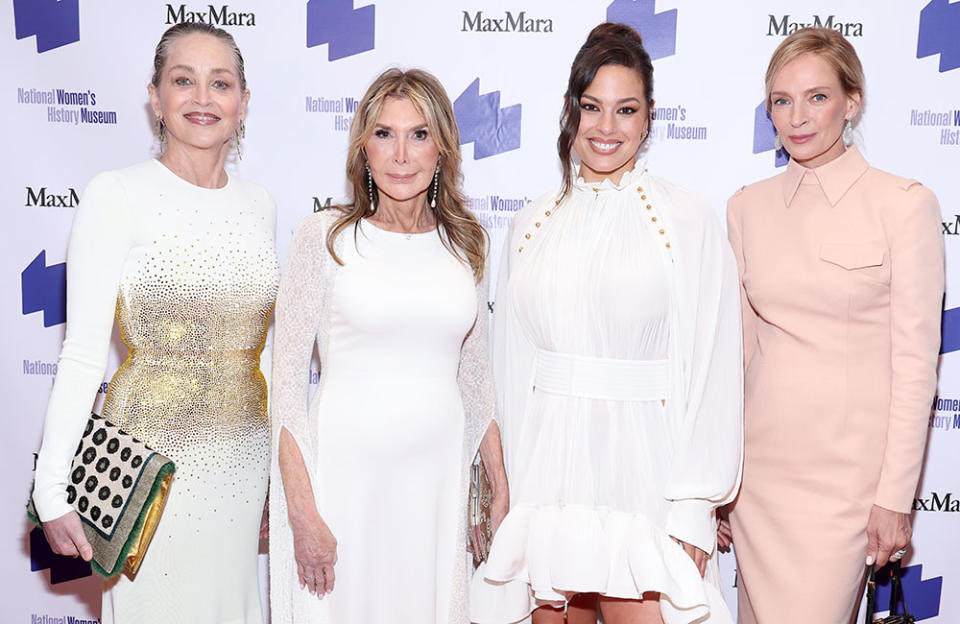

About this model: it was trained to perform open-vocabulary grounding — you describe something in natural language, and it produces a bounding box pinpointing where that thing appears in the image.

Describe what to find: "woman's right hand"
[42,510,93,561]
[292,514,338,598]
[717,505,733,553]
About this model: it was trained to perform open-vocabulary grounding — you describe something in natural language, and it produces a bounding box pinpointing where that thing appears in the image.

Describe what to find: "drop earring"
[774,132,782,151]
[156,116,166,145]
[235,119,245,160]
[366,162,375,209]
[430,163,440,209]
[842,119,853,146]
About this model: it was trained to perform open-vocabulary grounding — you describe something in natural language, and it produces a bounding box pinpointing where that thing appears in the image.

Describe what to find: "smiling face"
[769,52,860,169]
[364,96,439,206]
[573,64,650,185]
[148,32,249,159]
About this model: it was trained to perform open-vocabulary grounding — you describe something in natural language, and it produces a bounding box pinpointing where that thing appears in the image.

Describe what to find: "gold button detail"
[651,217,657,222]
[593,187,599,193]
[535,222,541,228]
[545,210,552,216]
[525,233,531,239]
[659,229,665,235]
[646,204,652,210]
[555,199,562,206]
[518,246,524,253]
[665,242,671,249]
[637,186,644,192]
[641,195,647,200]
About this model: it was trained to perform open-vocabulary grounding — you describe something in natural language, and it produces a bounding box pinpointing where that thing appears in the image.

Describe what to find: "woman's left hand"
[865,504,912,566]
[672,537,708,577]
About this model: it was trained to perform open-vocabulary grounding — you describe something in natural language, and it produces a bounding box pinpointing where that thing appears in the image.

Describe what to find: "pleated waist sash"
[533,349,668,402]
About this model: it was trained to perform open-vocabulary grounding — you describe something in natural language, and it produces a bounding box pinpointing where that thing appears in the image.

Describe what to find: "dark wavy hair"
[557,22,654,197]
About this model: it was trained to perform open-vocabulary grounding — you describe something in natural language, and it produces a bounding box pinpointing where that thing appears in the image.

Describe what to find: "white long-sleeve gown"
[269,212,496,624]
[475,161,742,624]
[32,159,280,623]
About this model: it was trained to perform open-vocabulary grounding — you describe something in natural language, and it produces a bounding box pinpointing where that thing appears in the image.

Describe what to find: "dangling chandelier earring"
[430,162,440,209]
[842,119,854,146]
[235,119,246,160]
[774,132,782,151]
[156,116,166,145]
[366,162,376,209]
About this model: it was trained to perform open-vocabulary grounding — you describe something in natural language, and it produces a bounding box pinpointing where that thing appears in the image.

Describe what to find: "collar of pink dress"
[781,145,870,208]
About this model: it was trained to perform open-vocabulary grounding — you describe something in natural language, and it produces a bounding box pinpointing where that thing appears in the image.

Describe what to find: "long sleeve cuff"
[32,472,73,522]
[665,498,716,555]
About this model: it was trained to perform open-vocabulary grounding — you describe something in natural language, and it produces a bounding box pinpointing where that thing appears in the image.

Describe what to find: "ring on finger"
[891,549,907,560]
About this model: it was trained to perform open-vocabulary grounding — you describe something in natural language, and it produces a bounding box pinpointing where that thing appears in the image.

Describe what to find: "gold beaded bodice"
[100,183,280,459]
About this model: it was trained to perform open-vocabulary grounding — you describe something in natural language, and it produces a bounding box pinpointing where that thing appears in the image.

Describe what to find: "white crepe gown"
[311,221,477,623]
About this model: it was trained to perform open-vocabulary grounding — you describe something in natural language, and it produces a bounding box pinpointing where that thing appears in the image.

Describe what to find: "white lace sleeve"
[458,269,497,459]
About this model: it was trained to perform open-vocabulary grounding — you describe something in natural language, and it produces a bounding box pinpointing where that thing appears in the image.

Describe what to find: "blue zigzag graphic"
[917,0,960,72]
[306,0,375,61]
[606,0,678,61]
[13,0,79,53]
[29,527,92,584]
[22,250,66,328]
[454,79,521,159]
[873,564,942,621]
[752,101,789,168]
[941,306,960,354]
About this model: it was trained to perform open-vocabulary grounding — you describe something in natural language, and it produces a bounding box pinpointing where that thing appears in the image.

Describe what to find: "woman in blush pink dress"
[725,28,944,623]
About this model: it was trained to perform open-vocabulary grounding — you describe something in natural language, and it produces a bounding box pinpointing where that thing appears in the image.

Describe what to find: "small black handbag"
[864,561,916,624]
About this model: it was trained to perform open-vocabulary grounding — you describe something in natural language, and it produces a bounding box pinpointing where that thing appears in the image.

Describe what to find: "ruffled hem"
[475,503,732,624]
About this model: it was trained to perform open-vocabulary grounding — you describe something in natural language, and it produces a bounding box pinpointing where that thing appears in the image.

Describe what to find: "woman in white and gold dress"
[31,23,278,623]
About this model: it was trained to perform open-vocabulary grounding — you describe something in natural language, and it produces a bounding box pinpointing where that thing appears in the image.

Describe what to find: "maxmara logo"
[461,11,553,33]
[26,186,79,208]
[767,14,863,37]
[165,4,256,26]
[914,492,960,512]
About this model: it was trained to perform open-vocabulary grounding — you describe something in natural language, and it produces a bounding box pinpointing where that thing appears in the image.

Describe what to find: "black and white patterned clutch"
[28,413,176,579]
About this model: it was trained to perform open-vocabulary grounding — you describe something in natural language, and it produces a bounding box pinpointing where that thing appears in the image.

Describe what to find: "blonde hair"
[764,27,865,114]
[325,68,487,282]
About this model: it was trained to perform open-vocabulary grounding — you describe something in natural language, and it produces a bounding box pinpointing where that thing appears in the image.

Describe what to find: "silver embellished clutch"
[467,453,493,567]
[28,413,176,579]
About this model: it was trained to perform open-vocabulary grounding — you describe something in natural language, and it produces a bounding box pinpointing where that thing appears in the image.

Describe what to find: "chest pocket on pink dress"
[818,242,890,287]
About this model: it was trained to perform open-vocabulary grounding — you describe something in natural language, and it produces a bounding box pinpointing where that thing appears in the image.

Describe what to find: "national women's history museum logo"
[22,250,66,328]
[751,101,789,168]
[606,0,677,61]
[16,86,120,126]
[870,563,943,621]
[940,307,960,355]
[454,78,521,159]
[13,0,79,53]
[307,0,375,61]
[917,0,960,72]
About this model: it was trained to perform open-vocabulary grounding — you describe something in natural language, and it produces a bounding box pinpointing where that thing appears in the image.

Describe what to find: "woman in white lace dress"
[475,23,742,624]
[269,68,508,624]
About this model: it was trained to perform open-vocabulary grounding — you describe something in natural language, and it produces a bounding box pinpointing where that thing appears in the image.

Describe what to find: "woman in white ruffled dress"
[474,23,743,624]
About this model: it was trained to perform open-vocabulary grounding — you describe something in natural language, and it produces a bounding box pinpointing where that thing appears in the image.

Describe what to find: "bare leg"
[599,593,663,624]
[532,593,599,624]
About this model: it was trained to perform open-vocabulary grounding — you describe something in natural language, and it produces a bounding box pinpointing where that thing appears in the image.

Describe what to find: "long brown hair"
[557,23,654,198]
[326,68,487,282]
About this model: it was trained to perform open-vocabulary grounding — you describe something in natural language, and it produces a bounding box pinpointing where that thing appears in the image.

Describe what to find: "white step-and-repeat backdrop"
[2,0,957,621]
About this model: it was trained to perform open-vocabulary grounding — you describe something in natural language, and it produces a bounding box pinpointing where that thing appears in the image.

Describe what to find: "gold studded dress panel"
[95,160,279,624]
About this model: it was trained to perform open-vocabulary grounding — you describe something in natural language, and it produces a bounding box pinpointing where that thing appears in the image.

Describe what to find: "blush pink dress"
[726,147,944,623]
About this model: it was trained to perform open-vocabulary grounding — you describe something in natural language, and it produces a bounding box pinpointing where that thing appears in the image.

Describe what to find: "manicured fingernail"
[866,555,874,565]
